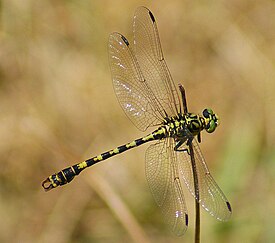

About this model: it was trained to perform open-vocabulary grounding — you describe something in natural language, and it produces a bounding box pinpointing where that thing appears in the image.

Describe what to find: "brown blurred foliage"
[0,0,274,242]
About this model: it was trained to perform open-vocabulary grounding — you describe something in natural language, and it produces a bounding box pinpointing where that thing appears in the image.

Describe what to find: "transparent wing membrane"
[177,130,232,221]
[133,7,181,117]
[108,33,164,131]
[146,138,188,236]
[108,7,182,132]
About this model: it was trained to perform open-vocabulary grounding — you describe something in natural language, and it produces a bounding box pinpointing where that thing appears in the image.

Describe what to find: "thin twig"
[189,141,200,243]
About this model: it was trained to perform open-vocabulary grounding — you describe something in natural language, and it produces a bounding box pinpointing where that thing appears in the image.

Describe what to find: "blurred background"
[0,0,274,242]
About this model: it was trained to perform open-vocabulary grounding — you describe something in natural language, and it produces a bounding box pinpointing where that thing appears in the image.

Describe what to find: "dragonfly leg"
[174,134,195,155]
[174,138,190,154]
[197,132,201,143]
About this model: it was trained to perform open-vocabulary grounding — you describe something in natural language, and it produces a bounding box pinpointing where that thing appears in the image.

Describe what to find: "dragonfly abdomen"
[42,126,167,191]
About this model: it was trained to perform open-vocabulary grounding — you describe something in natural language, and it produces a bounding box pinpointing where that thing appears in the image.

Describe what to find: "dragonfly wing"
[177,129,232,221]
[133,6,181,117]
[145,138,188,236]
[109,33,164,131]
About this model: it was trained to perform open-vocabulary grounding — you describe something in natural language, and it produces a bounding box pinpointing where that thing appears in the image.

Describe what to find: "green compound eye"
[206,120,216,133]
[207,108,214,115]
[203,108,214,118]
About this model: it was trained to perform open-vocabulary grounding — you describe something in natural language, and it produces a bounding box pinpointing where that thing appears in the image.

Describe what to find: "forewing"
[133,6,181,117]
[108,33,164,131]
[177,131,232,221]
[145,138,188,236]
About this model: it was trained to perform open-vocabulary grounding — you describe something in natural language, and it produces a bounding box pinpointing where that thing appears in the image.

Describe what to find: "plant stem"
[189,142,200,243]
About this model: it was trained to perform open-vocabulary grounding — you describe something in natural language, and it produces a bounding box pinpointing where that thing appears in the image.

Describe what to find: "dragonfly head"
[202,108,219,133]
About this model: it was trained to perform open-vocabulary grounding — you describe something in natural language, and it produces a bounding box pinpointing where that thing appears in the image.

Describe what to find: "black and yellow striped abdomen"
[42,126,167,191]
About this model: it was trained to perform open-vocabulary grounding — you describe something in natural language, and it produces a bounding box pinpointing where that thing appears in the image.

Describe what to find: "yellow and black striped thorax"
[163,113,205,138]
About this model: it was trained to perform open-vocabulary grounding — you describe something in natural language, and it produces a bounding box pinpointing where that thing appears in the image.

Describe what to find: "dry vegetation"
[0,0,274,242]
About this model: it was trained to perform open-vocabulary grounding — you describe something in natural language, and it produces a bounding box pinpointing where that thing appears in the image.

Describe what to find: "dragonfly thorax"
[163,108,219,138]
[164,113,204,138]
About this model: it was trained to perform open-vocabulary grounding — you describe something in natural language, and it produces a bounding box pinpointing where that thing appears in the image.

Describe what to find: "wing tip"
[185,213,188,226]
[121,34,130,46]
[135,6,155,23]
[109,32,130,46]
[226,201,232,212]
[149,10,155,22]
[174,213,188,237]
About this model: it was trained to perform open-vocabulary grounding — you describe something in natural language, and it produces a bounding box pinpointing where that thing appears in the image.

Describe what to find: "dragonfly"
[42,6,232,236]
